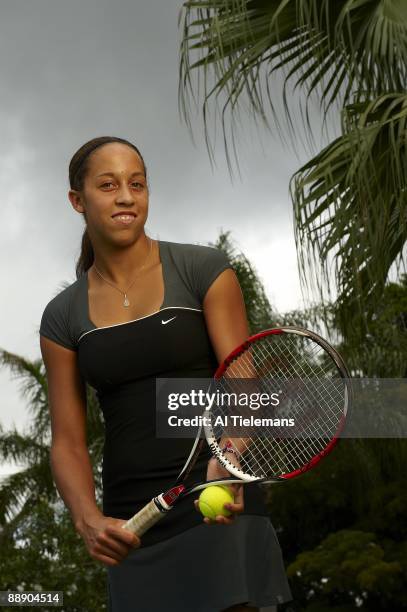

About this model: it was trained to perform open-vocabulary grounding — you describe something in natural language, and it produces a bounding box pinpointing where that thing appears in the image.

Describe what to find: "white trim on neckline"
[78,306,202,343]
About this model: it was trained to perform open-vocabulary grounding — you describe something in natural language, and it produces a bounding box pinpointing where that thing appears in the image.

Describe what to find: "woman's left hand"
[194,457,244,525]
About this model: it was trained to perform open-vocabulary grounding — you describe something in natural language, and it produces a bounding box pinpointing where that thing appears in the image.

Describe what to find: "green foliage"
[270,436,407,610]
[287,530,407,611]
[179,0,407,165]
[269,438,407,552]
[292,97,407,339]
[337,274,407,378]
[272,276,407,610]
[0,500,107,612]
[0,350,105,611]
[211,230,279,332]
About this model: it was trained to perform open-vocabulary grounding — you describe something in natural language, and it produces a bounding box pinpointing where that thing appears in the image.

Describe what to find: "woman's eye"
[100,181,144,189]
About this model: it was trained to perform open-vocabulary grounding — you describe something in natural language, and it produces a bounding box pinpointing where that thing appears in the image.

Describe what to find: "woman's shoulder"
[160,240,233,303]
[41,276,83,312]
[39,276,84,351]
[160,239,229,264]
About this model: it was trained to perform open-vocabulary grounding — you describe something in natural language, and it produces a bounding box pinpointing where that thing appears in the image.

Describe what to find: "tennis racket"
[122,325,351,536]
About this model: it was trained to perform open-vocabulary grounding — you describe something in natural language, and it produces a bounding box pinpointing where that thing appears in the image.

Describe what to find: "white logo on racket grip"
[161,317,177,325]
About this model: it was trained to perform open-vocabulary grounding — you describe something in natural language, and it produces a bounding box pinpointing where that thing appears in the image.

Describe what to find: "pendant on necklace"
[123,295,130,307]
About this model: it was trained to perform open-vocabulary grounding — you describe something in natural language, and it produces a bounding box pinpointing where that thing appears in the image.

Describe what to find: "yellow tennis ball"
[198,485,234,519]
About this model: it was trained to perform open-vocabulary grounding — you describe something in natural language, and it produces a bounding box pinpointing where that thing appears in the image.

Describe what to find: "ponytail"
[75,227,94,279]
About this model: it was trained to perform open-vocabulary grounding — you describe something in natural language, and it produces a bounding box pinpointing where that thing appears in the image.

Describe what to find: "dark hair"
[70,136,147,278]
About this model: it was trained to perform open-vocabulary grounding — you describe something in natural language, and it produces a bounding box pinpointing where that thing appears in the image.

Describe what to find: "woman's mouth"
[112,214,136,225]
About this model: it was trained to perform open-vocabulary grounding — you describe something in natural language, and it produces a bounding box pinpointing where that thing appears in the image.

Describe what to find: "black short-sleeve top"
[39,240,267,546]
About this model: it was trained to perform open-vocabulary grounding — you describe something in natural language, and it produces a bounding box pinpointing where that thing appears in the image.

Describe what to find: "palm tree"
[0,351,103,530]
[0,350,106,611]
[0,352,54,529]
[178,0,407,338]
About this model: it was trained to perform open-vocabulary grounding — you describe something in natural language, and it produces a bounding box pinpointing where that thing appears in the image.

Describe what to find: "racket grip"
[122,485,185,536]
[122,498,166,536]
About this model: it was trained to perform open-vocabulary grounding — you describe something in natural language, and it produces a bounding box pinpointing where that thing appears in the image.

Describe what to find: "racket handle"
[122,498,165,536]
[122,485,185,536]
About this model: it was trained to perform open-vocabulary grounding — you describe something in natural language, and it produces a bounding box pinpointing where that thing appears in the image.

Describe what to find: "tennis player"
[39,136,292,611]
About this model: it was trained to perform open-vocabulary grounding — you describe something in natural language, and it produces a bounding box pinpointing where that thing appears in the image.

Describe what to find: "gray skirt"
[107,515,292,612]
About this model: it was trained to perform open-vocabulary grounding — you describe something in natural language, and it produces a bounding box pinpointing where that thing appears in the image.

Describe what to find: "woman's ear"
[68,189,85,215]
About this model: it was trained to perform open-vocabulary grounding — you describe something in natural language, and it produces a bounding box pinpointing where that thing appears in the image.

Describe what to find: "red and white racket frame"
[204,326,351,482]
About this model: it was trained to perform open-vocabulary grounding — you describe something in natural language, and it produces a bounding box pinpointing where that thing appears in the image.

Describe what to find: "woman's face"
[70,142,149,246]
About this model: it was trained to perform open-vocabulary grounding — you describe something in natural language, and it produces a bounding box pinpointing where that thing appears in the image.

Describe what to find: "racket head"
[204,326,351,482]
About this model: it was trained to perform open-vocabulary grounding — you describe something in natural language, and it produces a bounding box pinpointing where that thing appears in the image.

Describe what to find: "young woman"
[39,136,292,611]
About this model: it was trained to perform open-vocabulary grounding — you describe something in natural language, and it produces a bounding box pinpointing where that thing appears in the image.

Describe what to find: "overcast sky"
[0,1,339,477]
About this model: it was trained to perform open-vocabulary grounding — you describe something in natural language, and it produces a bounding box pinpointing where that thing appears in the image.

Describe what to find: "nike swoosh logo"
[161,316,177,325]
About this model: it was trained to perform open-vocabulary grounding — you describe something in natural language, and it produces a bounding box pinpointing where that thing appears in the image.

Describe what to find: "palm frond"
[0,349,49,437]
[0,350,47,397]
[291,92,407,335]
[178,0,407,167]
[0,460,55,523]
[0,496,34,545]
[0,425,47,465]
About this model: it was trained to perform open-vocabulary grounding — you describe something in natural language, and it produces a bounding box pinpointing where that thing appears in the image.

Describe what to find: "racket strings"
[211,333,347,478]
[258,336,345,437]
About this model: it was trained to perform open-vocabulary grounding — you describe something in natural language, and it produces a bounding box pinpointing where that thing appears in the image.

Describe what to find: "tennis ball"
[198,485,234,519]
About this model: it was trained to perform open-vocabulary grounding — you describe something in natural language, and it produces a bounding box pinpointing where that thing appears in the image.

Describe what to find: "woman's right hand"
[76,512,141,566]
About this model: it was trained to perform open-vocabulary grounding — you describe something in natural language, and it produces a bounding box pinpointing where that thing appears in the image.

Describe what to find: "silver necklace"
[93,237,153,308]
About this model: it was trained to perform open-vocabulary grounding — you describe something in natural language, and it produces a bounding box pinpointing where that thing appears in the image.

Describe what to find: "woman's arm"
[196,268,250,524]
[40,336,140,565]
[203,268,249,364]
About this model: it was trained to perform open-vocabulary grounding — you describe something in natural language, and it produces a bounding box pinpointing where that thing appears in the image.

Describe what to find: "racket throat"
[156,484,186,511]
